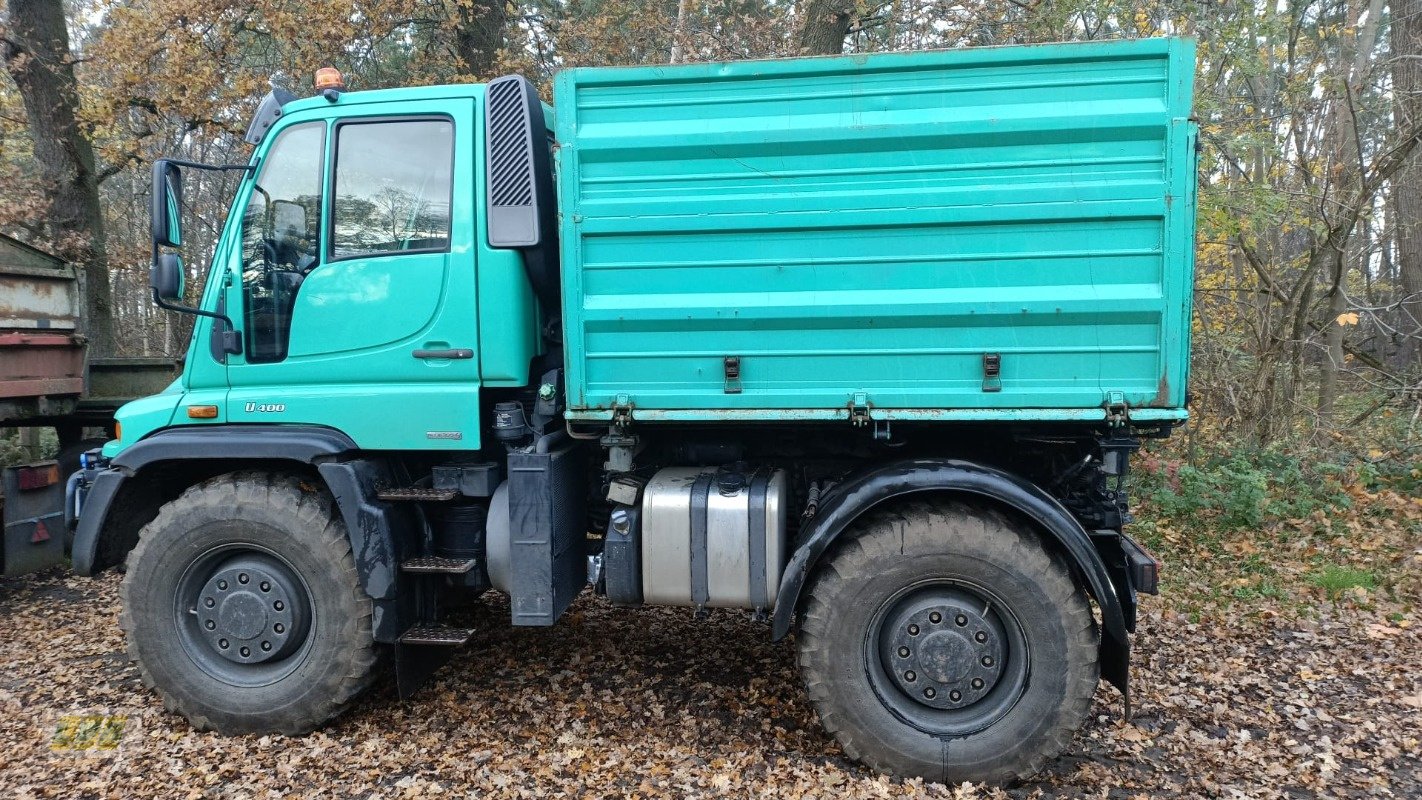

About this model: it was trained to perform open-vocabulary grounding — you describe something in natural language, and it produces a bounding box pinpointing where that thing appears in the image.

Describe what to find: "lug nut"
[929,611,942,624]
[273,601,285,612]
[261,641,272,652]
[217,580,228,590]
[260,581,271,592]
[975,631,988,643]
[907,624,919,636]
[240,647,250,657]
[949,690,961,702]
[204,597,215,608]
[274,623,285,634]
[982,655,994,667]
[205,620,216,630]
[218,639,229,649]
[238,573,249,584]
[904,671,916,682]
[956,614,968,626]
[897,647,910,658]
[971,678,984,690]
[924,688,936,699]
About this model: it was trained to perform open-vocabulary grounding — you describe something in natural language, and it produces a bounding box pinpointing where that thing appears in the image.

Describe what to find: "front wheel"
[121,472,379,734]
[797,500,1099,784]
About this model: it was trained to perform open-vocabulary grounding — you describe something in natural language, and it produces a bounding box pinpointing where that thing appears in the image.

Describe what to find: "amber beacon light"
[314,67,345,91]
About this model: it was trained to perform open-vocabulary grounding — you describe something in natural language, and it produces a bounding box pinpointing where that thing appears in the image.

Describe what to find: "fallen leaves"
[1,536,1419,799]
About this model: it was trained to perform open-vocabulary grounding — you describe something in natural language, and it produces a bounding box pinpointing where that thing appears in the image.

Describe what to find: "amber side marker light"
[187,405,219,419]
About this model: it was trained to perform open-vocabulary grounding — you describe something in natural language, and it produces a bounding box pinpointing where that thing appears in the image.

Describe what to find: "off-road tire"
[797,500,1098,784]
[121,471,379,735]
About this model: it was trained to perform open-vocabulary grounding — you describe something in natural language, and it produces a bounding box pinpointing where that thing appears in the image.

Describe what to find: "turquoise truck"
[67,37,1196,784]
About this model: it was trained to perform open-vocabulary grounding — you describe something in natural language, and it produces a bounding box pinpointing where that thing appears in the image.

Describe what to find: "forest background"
[2,0,1421,616]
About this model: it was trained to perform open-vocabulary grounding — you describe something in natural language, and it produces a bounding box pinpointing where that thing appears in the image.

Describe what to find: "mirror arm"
[147,160,256,355]
[161,160,258,174]
[151,286,243,355]
[149,242,242,354]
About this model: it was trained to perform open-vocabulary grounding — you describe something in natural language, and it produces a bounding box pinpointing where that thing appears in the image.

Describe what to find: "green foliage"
[1137,445,1362,532]
[1308,565,1377,599]
[0,428,59,467]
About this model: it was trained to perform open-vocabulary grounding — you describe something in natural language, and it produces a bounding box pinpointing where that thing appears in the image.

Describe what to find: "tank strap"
[747,470,771,611]
[688,472,713,606]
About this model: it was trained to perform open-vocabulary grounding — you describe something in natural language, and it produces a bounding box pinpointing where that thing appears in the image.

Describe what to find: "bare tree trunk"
[670,0,689,63]
[1319,253,1348,420]
[797,0,854,55]
[451,0,508,80]
[1316,0,1383,425]
[1392,0,1422,374]
[2,0,114,358]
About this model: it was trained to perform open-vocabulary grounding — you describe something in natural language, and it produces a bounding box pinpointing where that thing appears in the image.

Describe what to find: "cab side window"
[330,119,454,260]
[240,121,324,364]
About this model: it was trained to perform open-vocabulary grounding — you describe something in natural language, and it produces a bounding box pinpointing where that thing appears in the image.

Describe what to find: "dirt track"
[1,568,1418,798]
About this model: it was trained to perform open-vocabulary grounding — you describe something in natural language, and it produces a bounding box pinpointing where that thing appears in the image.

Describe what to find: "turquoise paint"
[555,38,1196,421]
[563,407,1189,423]
[114,38,1197,454]
[472,92,543,387]
[222,98,485,450]
[105,382,185,457]
[115,90,502,453]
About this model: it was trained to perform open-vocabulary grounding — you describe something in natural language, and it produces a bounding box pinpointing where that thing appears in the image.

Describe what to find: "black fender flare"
[771,458,1132,701]
[70,425,410,642]
[109,424,357,471]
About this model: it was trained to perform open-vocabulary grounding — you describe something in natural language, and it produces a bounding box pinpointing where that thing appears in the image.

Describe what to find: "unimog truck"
[68,37,1195,783]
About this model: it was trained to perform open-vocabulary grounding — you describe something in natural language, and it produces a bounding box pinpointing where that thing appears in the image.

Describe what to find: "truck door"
[223,103,482,449]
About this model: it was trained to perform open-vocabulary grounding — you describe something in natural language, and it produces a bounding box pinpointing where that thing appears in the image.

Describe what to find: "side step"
[395,625,476,699]
[400,556,477,575]
[398,625,475,647]
[376,486,458,502]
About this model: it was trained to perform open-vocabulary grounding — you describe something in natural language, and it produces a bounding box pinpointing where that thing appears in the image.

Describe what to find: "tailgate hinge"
[611,394,634,430]
[849,392,871,428]
[1104,390,1130,427]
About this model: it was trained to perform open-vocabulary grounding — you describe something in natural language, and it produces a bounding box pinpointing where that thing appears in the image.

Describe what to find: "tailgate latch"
[723,356,742,394]
[981,352,1002,392]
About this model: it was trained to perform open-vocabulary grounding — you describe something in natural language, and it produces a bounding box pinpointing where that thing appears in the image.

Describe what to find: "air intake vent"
[483,74,561,324]
[485,75,544,247]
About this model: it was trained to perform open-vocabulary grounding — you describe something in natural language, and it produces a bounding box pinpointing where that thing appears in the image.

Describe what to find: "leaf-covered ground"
[1,553,1418,799]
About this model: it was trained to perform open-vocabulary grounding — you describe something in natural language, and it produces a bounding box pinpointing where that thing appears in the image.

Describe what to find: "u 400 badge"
[244,402,286,413]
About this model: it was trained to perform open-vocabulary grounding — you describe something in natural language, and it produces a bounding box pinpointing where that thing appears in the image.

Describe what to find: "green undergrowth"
[1128,439,1420,625]
[0,428,59,468]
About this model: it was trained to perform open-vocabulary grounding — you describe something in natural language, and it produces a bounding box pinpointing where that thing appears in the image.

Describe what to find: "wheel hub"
[881,596,1005,710]
[194,556,306,665]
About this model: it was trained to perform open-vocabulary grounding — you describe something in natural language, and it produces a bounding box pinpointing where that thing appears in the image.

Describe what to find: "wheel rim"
[174,542,314,687]
[864,578,1029,735]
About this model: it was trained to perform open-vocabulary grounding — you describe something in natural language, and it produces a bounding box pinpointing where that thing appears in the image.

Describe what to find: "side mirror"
[271,199,307,238]
[151,252,184,301]
[151,160,183,248]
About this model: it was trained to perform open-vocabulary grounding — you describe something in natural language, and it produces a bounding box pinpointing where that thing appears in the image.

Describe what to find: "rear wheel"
[121,471,378,734]
[797,500,1098,784]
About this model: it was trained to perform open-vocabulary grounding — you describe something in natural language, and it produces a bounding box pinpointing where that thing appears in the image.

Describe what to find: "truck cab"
[107,81,543,458]
[70,39,1191,785]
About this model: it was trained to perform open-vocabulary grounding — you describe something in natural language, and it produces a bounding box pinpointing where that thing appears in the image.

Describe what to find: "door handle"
[413,348,473,359]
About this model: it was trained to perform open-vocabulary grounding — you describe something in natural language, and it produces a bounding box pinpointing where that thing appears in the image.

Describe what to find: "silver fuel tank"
[640,466,789,610]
